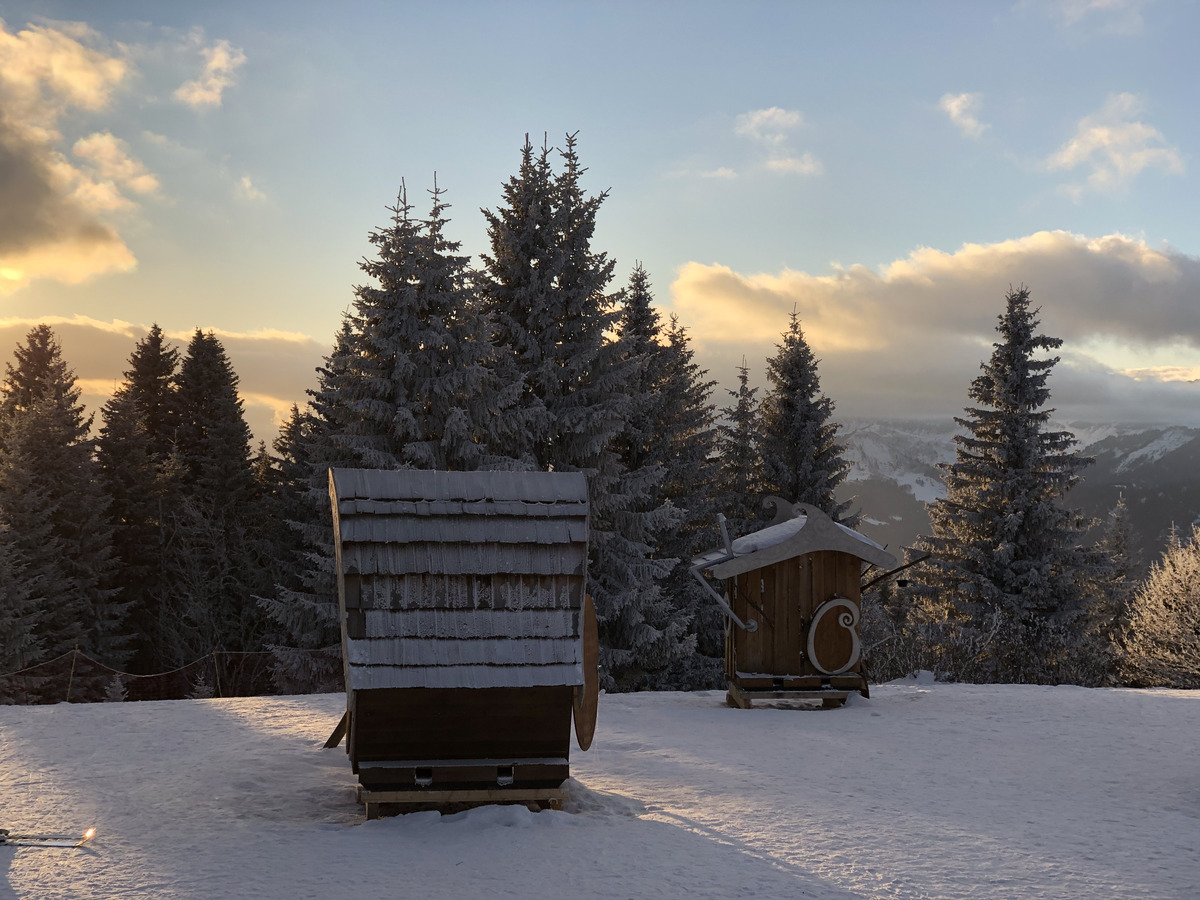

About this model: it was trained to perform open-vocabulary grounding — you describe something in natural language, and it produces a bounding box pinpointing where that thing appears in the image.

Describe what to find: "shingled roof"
[329,468,589,692]
[694,502,896,579]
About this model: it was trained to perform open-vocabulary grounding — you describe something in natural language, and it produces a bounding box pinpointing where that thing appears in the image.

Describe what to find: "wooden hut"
[691,499,896,709]
[328,468,598,816]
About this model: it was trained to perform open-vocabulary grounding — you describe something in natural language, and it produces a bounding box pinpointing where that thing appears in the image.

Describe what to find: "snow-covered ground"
[2,682,1197,899]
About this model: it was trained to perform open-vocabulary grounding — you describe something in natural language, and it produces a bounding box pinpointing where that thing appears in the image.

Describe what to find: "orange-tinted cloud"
[668,231,1200,423]
[0,19,140,294]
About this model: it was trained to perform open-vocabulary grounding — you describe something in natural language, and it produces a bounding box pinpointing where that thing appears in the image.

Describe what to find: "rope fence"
[0,646,334,705]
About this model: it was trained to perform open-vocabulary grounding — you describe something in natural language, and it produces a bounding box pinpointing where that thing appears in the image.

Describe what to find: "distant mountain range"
[834,418,1200,571]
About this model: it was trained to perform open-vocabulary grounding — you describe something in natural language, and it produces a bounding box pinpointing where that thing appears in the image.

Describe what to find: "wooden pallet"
[726,681,854,710]
[356,784,568,819]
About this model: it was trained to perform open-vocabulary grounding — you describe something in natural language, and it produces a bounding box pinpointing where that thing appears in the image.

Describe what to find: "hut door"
[728,557,808,677]
[804,551,864,677]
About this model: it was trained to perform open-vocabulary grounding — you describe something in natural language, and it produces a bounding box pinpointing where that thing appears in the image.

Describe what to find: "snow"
[839,419,1200,507]
[839,420,958,504]
[730,514,886,555]
[3,685,1198,899]
[1113,428,1196,472]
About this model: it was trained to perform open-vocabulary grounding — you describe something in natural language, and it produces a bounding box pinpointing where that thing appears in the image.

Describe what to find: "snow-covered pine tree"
[481,134,687,689]
[263,176,531,691]
[759,312,855,526]
[654,314,725,687]
[479,135,557,462]
[714,360,763,539]
[1121,523,1200,688]
[258,404,343,693]
[0,326,128,677]
[262,314,381,692]
[911,286,1102,684]
[1080,496,1137,683]
[610,264,694,688]
[161,330,270,663]
[334,179,521,470]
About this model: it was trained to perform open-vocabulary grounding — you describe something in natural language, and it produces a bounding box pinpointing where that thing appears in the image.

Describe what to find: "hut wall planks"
[726,550,864,680]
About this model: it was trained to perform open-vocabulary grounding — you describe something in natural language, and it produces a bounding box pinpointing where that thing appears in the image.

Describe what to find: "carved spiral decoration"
[807,595,861,675]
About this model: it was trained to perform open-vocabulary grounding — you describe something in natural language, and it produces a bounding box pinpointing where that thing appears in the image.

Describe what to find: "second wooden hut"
[691,499,896,709]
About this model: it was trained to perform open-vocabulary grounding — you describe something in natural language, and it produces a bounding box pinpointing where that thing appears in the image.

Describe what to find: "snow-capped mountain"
[836,418,1200,568]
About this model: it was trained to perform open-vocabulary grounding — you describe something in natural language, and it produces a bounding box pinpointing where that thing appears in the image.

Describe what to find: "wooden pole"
[65,645,79,703]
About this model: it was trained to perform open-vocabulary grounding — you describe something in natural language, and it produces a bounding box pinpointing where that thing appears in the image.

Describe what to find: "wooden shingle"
[330,468,589,693]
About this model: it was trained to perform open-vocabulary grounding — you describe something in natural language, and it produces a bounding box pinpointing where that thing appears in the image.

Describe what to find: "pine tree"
[174,330,257,507]
[1121,524,1200,687]
[609,264,693,688]
[258,404,343,692]
[95,325,184,672]
[654,315,724,686]
[96,389,164,672]
[0,326,127,676]
[0,325,78,426]
[333,179,520,470]
[120,324,181,463]
[261,321,368,692]
[912,286,1102,683]
[481,134,686,689]
[759,312,855,526]
[714,360,762,539]
[0,524,40,678]
[479,135,559,462]
[160,330,268,663]
[1080,496,1137,683]
[262,174,533,691]
[480,134,627,470]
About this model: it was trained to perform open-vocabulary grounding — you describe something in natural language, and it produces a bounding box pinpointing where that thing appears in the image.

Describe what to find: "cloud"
[939,92,989,139]
[1040,0,1151,34]
[1121,365,1200,383]
[700,167,738,180]
[765,154,823,176]
[0,317,327,441]
[162,325,315,345]
[0,19,127,128]
[236,175,266,201]
[667,230,1200,424]
[0,19,140,293]
[174,35,246,108]
[72,132,160,196]
[735,107,803,145]
[734,106,822,177]
[0,313,140,336]
[1046,93,1183,197]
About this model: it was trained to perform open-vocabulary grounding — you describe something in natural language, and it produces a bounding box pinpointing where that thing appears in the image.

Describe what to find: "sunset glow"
[0,1,1196,432]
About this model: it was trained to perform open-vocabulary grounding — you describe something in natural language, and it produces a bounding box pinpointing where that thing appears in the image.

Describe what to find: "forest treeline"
[1,134,1196,699]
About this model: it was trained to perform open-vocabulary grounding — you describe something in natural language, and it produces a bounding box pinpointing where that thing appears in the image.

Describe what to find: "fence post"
[65,644,79,703]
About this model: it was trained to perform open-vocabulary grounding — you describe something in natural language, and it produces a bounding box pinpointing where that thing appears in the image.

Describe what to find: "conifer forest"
[1,135,1196,701]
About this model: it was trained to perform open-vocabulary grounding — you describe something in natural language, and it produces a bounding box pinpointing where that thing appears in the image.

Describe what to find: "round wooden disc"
[573,593,599,751]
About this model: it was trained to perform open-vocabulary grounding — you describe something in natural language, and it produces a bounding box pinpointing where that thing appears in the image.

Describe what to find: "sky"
[2,0,1200,441]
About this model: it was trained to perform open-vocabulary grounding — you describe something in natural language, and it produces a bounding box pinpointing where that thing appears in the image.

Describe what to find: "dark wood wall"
[350,685,573,790]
